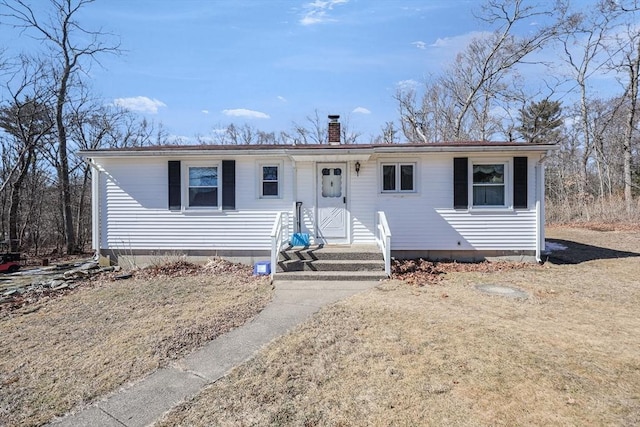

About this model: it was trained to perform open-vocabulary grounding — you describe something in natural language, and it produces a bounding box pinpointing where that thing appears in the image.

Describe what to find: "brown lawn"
[159,227,640,426]
[0,259,273,427]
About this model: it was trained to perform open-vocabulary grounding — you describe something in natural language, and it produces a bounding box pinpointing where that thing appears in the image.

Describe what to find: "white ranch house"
[81,121,555,277]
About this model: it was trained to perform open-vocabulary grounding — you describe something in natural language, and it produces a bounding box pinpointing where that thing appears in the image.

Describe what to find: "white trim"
[379,160,418,194]
[81,143,557,159]
[256,160,284,199]
[469,158,512,211]
[183,161,221,211]
[535,159,546,263]
[316,162,350,244]
[90,161,100,252]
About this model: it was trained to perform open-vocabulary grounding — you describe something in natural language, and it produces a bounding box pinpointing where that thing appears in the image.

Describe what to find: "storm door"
[317,163,347,242]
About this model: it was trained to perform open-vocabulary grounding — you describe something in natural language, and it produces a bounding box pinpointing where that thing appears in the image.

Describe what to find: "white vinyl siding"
[294,162,316,242]
[373,154,538,251]
[95,151,542,255]
[99,157,292,251]
[350,160,376,244]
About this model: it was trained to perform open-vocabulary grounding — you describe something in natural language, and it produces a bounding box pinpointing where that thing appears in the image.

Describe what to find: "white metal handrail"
[376,211,392,276]
[270,211,290,279]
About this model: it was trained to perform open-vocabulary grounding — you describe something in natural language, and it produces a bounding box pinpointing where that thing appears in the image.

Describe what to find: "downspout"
[84,158,101,260]
[535,152,550,264]
[291,159,298,234]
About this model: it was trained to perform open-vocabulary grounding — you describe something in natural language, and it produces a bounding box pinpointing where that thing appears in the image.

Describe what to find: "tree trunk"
[623,38,640,213]
[56,60,77,254]
[8,149,34,252]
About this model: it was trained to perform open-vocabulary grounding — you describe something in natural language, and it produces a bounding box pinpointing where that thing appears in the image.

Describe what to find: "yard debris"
[203,258,256,278]
[137,258,255,279]
[0,260,121,314]
[138,260,202,278]
[1,257,261,315]
[391,259,533,286]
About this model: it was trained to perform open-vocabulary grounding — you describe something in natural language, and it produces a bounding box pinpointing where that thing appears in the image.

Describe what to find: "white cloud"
[277,95,287,103]
[300,0,348,26]
[396,79,419,90]
[411,41,426,50]
[222,108,270,119]
[113,96,166,114]
[430,31,490,48]
[352,107,371,114]
[201,109,209,114]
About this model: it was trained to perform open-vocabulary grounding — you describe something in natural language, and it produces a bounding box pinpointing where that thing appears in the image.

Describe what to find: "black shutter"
[222,160,236,210]
[168,161,181,210]
[513,156,528,209]
[453,157,468,209]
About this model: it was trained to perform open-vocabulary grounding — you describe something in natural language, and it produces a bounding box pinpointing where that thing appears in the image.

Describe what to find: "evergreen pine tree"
[517,99,563,144]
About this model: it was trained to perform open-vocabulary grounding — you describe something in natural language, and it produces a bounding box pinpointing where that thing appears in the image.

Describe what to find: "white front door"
[317,163,347,243]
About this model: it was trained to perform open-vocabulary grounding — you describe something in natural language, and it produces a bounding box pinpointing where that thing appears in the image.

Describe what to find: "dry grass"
[546,195,640,226]
[160,229,640,426]
[0,260,273,427]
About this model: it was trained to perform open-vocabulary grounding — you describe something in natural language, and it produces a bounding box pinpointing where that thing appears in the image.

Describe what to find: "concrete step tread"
[277,259,385,272]
[274,271,388,281]
[283,244,380,252]
[280,248,383,261]
[279,259,385,264]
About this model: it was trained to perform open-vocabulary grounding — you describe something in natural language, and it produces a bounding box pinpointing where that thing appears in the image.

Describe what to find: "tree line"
[0,0,638,256]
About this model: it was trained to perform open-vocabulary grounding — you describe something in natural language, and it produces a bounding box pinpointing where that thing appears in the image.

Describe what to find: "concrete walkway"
[50,280,379,427]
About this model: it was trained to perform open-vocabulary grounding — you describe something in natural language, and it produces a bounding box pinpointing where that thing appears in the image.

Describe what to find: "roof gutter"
[79,143,557,159]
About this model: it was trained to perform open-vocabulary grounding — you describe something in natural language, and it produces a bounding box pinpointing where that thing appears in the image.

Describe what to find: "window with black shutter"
[168,159,236,210]
[513,157,528,209]
[222,160,236,210]
[453,157,468,209]
[168,161,181,210]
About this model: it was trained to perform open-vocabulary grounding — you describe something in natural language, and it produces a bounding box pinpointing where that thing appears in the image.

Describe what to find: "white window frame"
[380,162,417,193]
[469,159,511,210]
[256,161,283,199]
[183,161,221,210]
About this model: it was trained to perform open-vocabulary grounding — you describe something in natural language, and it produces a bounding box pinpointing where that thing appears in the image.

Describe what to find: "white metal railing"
[376,211,392,276]
[270,211,290,279]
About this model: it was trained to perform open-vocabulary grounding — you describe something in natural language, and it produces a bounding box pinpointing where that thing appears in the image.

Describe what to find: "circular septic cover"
[475,284,528,299]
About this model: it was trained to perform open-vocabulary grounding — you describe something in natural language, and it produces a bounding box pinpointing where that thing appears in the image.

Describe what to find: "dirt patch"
[159,229,640,426]
[475,284,529,299]
[0,259,273,427]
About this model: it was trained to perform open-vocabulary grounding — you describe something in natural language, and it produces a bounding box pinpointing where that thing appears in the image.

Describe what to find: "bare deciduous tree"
[1,0,120,254]
[397,0,560,142]
[0,56,54,252]
[610,12,640,211]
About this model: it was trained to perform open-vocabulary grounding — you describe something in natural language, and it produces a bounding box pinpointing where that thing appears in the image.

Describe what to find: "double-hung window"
[454,157,526,211]
[381,163,415,192]
[472,162,506,207]
[169,160,235,211]
[188,166,218,207]
[261,165,279,197]
[257,161,283,198]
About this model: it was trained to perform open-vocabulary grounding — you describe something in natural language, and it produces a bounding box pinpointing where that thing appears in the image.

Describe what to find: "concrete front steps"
[274,244,388,281]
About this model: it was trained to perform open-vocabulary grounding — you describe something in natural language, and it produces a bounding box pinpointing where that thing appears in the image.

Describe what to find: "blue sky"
[1,0,600,142]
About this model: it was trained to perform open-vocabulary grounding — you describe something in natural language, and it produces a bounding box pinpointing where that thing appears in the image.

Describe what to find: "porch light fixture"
[355,161,361,176]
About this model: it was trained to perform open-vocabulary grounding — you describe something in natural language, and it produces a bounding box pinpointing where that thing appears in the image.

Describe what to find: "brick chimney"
[328,115,340,145]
